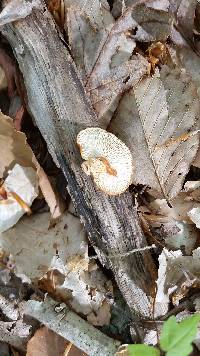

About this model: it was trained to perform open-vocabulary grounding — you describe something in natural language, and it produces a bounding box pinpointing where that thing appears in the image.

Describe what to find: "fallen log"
[0,0,160,328]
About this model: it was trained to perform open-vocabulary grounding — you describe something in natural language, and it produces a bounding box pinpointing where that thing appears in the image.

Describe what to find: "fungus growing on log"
[77,128,133,195]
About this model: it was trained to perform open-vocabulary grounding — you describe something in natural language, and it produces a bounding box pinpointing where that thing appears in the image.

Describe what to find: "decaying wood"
[25,298,121,356]
[0,0,161,324]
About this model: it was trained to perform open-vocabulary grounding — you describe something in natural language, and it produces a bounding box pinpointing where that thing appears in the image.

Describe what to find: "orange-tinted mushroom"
[77,128,133,195]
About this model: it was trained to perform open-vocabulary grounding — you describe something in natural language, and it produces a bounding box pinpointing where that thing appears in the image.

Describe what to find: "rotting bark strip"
[0,0,160,324]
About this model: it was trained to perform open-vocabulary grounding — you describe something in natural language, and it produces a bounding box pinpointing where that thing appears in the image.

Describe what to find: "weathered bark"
[0,0,159,323]
[25,298,121,356]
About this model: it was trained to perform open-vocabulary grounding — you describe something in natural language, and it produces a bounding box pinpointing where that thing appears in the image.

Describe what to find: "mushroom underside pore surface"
[77,128,133,195]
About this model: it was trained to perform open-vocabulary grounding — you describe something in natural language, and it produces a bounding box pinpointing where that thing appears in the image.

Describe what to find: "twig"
[25,298,121,356]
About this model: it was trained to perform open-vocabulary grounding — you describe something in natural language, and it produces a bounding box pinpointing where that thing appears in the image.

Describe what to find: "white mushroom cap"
[77,128,133,195]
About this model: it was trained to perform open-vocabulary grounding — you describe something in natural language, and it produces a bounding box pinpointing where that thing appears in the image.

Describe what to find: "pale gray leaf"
[169,0,197,39]
[64,0,111,28]
[169,29,200,169]
[131,3,173,42]
[0,0,41,26]
[112,0,170,18]
[67,5,114,81]
[111,66,200,200]
[0,211,87,280]
[0,320,31,351]
[67,2,171,125]
[67,6,148,125]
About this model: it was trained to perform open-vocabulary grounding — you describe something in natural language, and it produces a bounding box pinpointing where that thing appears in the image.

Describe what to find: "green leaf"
[128,344,160,356]
[160,314,200,356]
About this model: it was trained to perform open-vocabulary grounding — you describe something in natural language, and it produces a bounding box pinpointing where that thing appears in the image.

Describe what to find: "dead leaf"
[0,0,41,26]
[66,2,172,125]
[13,104,25,131]
[0,210,87,280]
[169,29,200,170]
[145,194,195,223]
[188,207,200,228]
[33,159,65,222]
[169,0,197,40]
[111,0,170,18]
[0,113,65,220]
[87,300,111,326]
[0,113,34,178]
[0,319,31,351]
[131,3,172,42]
[0,164,39,232]
[111,65,200,200]
[48,256,112,325]
[155,247,200,316]
[38,249,113,326]
[27,327,77,356]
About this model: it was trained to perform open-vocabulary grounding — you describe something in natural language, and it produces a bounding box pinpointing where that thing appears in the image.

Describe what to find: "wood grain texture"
[0,0,160,322]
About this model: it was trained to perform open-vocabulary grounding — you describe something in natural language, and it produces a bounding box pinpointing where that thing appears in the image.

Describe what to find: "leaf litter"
[2,0,200,354]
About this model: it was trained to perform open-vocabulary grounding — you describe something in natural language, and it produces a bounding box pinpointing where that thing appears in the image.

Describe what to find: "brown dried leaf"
[0,113,34,178]
[27,326,87,355]
[0,113,64,219]
[67,2,172,125]
[87,300,111,326]
[111,65,200,200]
[0,164,39,232]
[33,160,65,221]
[27,327,83,356]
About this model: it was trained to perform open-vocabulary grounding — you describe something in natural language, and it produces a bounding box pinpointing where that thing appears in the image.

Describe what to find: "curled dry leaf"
[33,160,65,222]
[43,254,112,326]
[66,1,172,124]
[111,65,200,201]
[187,207,200,228]
[0,112,64,220]
[0,164,39,233]
[77,127,133,195]
[140,191,200,254]
[154,220,198,255]
[155,247,200,317]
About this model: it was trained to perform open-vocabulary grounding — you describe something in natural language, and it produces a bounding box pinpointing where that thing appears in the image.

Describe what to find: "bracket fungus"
[77,128,133,195]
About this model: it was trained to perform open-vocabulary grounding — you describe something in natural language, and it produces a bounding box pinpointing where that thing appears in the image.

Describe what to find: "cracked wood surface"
[0,0,160,322]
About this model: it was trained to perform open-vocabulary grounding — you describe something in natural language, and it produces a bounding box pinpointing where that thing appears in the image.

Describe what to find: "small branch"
[25,298,121,356]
